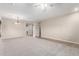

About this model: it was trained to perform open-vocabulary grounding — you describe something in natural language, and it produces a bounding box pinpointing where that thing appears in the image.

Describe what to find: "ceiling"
[0,3,79,21]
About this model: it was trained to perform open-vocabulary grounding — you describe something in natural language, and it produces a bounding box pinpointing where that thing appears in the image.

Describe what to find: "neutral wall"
[1,18,26,39]
[40,12,79,43]
[1,18,40,39]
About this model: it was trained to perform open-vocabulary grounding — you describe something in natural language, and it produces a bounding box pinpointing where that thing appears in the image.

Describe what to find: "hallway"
[0,36,79,56]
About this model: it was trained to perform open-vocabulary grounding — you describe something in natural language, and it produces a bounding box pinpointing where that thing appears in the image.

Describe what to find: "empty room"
[1,3,79,56]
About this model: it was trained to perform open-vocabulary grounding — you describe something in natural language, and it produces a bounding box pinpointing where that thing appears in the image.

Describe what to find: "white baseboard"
[1,36,24,40]
[41,37,79,46]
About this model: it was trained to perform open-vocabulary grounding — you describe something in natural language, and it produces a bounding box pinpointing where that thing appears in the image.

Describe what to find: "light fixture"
[33,3,48,10]
[40,3,48,10]
[33,3,55,11]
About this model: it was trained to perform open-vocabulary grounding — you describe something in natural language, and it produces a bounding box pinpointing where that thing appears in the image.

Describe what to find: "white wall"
[41,12,79,43]
[1,18,26,39]
[1,18,40,39]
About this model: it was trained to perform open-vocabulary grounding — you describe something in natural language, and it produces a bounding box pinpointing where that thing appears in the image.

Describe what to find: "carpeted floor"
[0,36,79,56]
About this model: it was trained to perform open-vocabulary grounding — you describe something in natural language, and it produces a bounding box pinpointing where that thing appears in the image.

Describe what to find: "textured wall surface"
[1,19,26,39]
[41,12,79,43]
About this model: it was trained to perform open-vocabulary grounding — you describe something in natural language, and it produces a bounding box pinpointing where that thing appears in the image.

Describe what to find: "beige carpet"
[0,37,79,56]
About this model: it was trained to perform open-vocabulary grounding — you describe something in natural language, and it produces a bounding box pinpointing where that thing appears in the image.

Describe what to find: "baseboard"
[40,37,79,47]
[1,36,24,40]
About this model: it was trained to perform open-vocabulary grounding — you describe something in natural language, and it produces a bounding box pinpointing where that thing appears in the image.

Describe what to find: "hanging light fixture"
[39,3,48,10]
[33,3,55,10]
[33,3,48,10]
